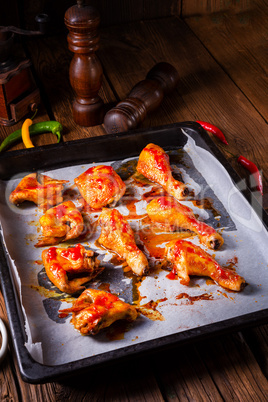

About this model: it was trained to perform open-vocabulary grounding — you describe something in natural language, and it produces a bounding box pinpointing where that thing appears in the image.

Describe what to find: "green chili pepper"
[0,121,63,153]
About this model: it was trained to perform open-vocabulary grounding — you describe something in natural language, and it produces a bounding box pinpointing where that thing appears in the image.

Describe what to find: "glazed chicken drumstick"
[74,165,126,209]
[42,244,102,294]
[147,196,224,250]
[35,201,85,247]
[137,143,189,200]
[9,173,68,210]
[165,239,246,291]
[98,208,149,276]
[59,288,138,335]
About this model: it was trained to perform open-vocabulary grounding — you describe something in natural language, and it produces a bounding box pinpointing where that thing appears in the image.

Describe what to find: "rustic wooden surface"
[0,0,267,400]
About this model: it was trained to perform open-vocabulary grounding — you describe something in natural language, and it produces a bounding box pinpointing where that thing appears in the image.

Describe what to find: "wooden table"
[0,1,267,399]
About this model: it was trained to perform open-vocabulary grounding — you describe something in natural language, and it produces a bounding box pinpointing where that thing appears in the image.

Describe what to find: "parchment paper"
[0,134,267,366]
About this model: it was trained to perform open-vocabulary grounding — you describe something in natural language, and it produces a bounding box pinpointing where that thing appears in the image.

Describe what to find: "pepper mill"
[64,0,104,127]
[103,62,179,134]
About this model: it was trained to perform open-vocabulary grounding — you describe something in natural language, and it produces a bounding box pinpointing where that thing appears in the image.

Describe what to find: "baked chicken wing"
[35,201,85,247]
[98,208,149,276]
[74,165,126,209]
[9,173,68,210]
[137,143,189,199]
[147,196,224,250]
[42,244,102,294]
[165,239,246,291]
[59,288,138,335]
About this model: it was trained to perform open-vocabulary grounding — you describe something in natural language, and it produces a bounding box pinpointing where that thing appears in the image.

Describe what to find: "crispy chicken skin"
[165,239,246,291]
[74,165,126,209]
[147,196,224,250]
[137,143,189,200]
[42,244,102,294]
[9,173,68,210]
[35,201,85,247]
[59,288,138,335]
[98,208,149,276]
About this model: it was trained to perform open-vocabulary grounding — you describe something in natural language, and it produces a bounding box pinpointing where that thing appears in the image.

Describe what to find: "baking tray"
[0,121,267,383]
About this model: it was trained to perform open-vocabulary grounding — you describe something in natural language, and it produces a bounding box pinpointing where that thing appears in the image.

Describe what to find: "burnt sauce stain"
[176,292,214,305]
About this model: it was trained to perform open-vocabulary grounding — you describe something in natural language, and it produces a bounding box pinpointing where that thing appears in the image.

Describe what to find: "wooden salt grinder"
[64,1,104,127]
[103,62,179,134]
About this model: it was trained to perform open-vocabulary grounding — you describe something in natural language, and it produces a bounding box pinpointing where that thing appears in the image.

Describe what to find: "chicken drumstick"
[98,208,149,276]
[165,239,246,291]
[147,196,224,250]
[137,143,189,199]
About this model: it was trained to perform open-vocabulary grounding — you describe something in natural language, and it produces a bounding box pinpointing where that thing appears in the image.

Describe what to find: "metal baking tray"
[0,122,267,383]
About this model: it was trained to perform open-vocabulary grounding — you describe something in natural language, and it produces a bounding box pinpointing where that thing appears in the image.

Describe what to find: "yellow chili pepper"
[22,118,34,148]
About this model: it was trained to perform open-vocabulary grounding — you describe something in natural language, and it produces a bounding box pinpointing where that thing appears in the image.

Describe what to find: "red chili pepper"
[196,121,228,145]
[237,155,263,195]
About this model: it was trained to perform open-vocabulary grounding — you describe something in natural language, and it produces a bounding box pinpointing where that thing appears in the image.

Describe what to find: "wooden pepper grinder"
[103,62,179,134]
[64,0,104,127]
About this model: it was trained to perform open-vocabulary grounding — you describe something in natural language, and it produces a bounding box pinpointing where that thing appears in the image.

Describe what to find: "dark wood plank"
[196,333,268,400]
[0,292,21,401]
[182,0,252,17]
[151,344,224,401]
[185,0,268,120]
[242,324,268,378]
[21,0,178,31]
[97,16,268,206]
[151,332,268,401]
[55,359,165,401]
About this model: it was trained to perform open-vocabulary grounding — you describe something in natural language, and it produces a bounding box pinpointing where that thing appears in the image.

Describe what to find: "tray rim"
[0,121,267,383]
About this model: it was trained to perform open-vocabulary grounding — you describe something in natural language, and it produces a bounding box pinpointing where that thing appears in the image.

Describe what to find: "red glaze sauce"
[61,244,83,261]
[88,165,113,174]
[54,204,69,219]
[157,196,177,209]
[188,218,216,236]
[109,209,118,231]
[46,247,57,262]
[109,210,130,233]
[145,146,169,174]
[94,293,119,309]
[84,305,103,323]
[166,268,177,280]
[50,262,64,279]
[173,240,207,261]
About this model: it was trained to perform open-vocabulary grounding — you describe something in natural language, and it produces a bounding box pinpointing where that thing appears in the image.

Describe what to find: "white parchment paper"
[0,134,267,366]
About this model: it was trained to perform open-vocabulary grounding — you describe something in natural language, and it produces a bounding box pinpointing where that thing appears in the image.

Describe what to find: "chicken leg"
[137,143,189,199]
[98,208,149,275]
[147,196,224,250]
[165,239,246,291]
